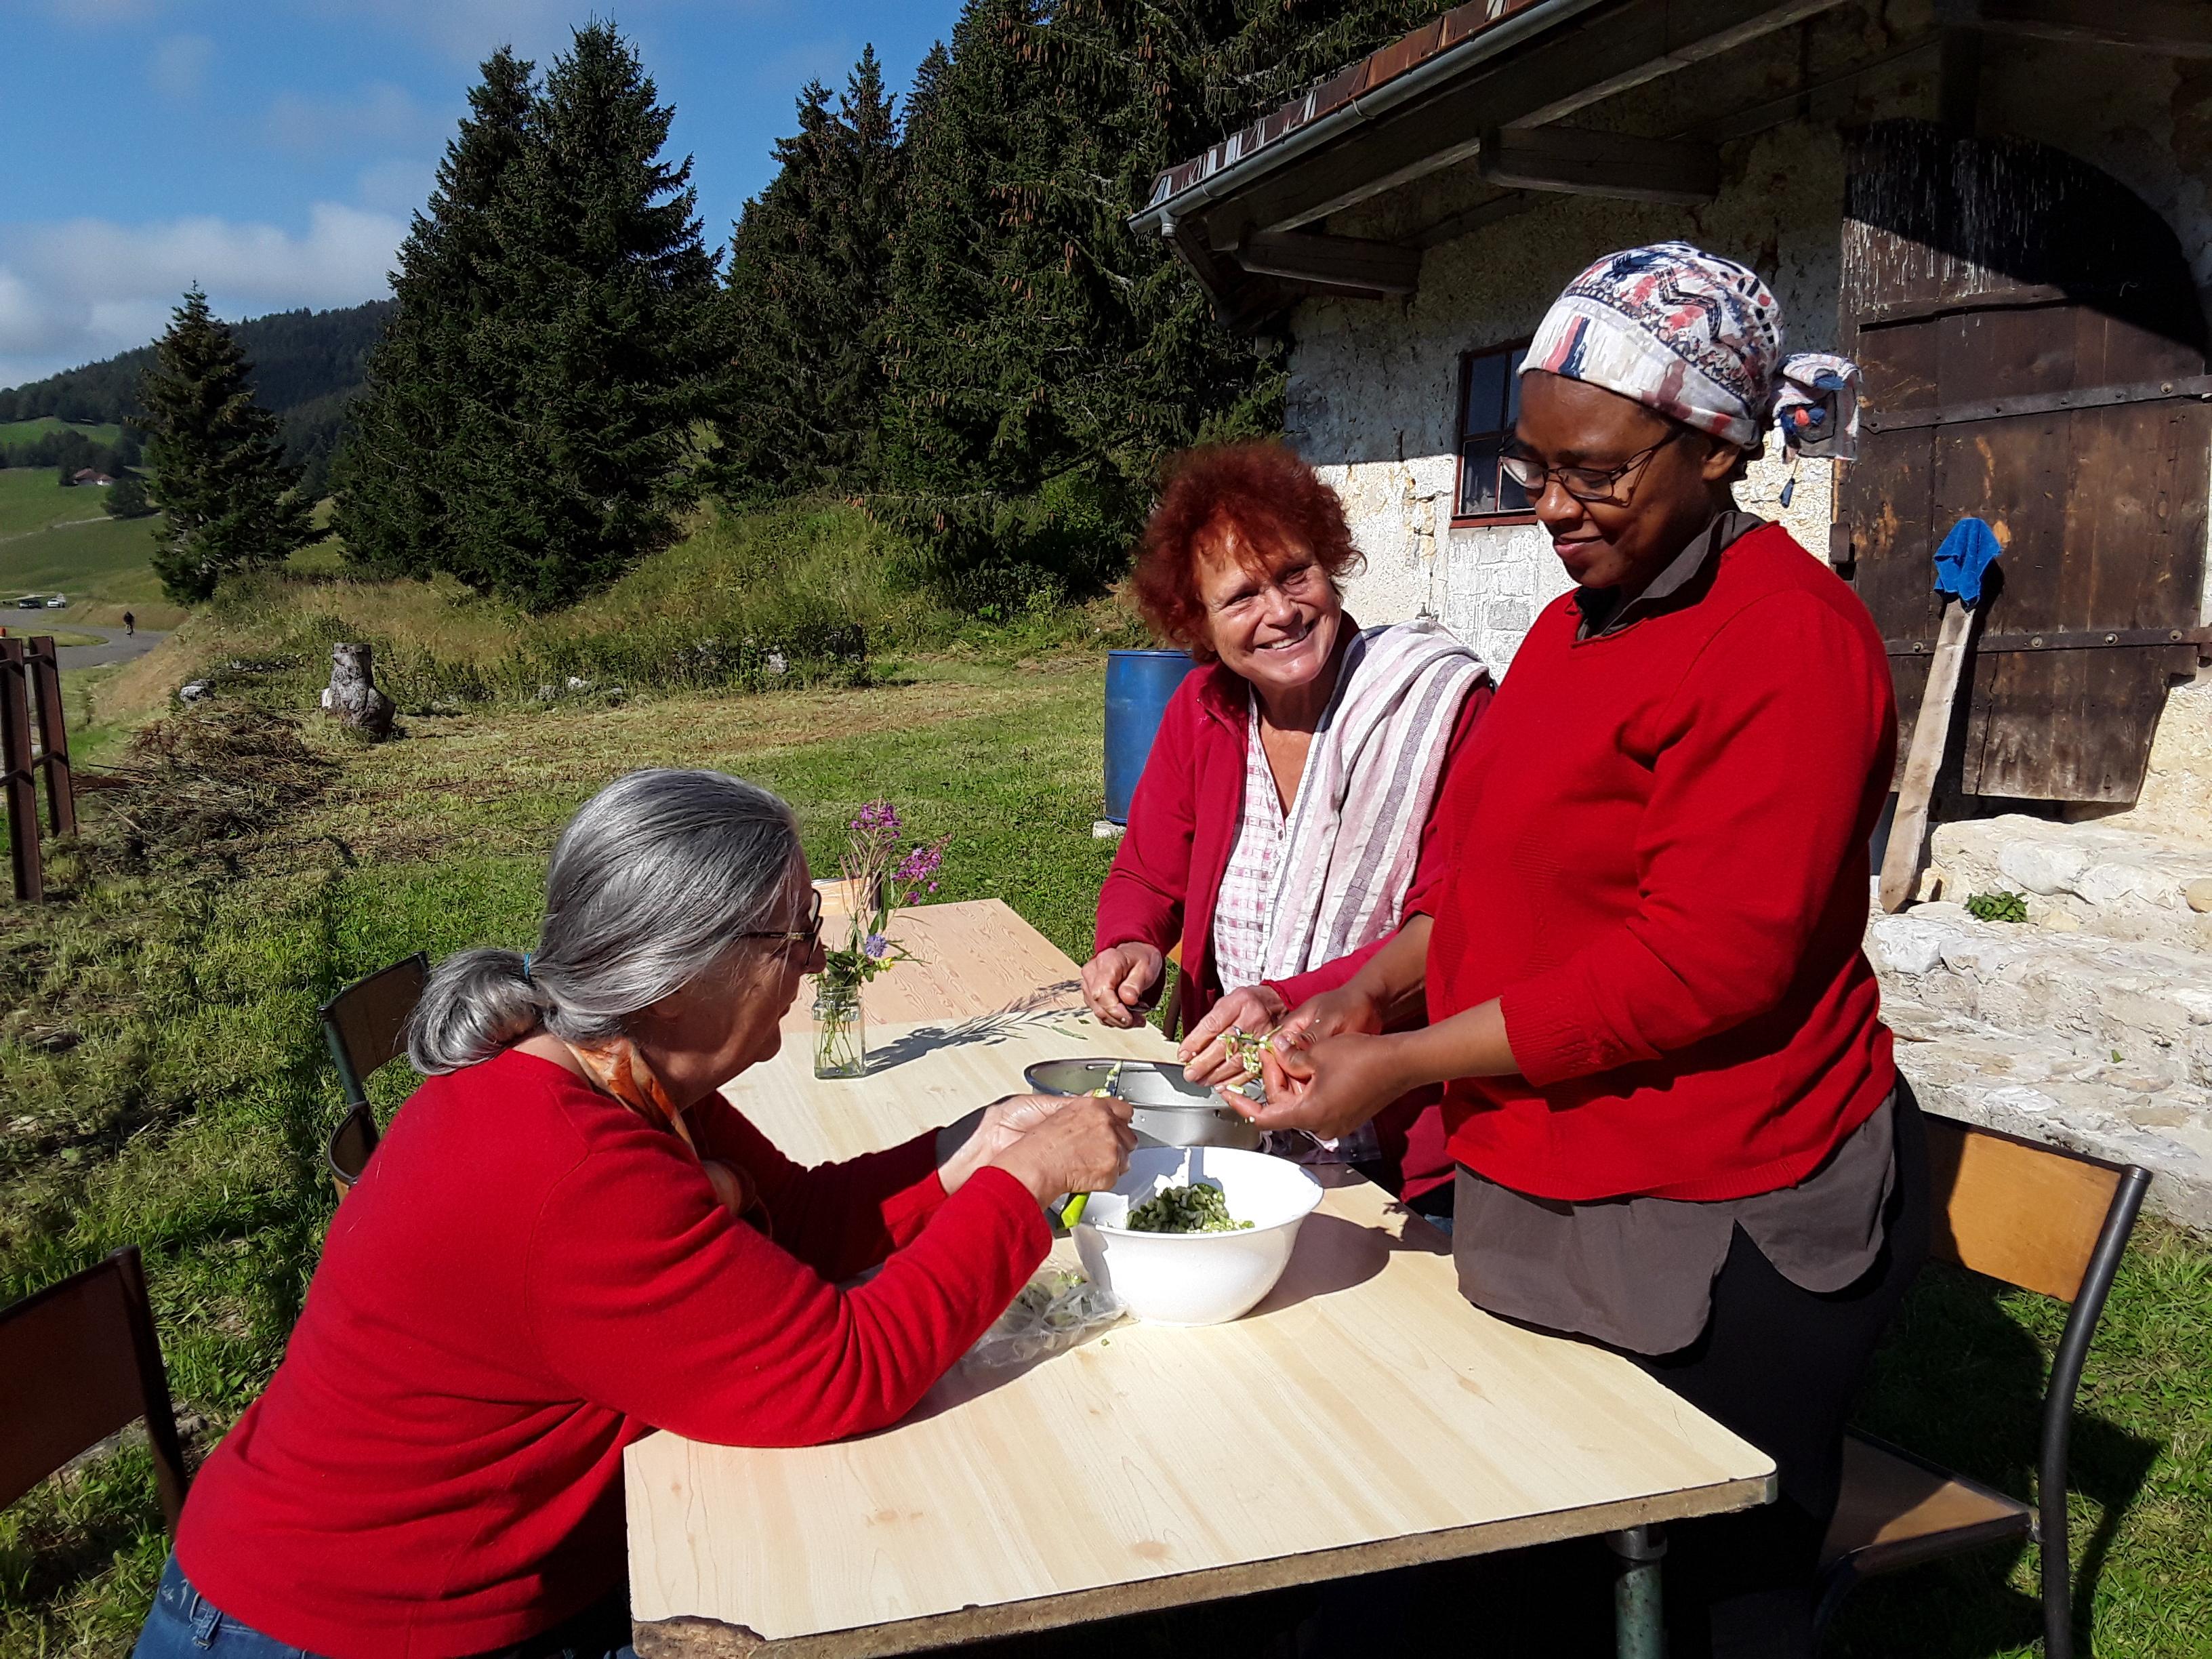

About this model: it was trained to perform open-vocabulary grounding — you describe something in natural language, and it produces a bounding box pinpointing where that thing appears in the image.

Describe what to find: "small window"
[1455,341,1532,522]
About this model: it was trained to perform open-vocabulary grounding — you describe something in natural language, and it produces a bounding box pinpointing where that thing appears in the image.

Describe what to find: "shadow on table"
[1246,1213,1406,1317]
[869,1007,1092,1073]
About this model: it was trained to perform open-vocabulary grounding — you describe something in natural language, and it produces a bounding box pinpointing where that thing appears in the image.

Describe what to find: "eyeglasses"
[738,886,823,953]
[1500,428,1683,506]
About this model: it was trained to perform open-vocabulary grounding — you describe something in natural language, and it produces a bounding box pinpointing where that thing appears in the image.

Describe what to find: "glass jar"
[813,983,866,1079]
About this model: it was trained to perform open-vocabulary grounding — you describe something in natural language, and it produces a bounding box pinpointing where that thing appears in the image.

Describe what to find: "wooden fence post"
[26,637,77,838]
[0,639,44,902]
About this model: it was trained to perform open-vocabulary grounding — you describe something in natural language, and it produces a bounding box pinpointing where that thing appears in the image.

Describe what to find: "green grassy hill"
[0,417,125,451]
[0,469,175,623]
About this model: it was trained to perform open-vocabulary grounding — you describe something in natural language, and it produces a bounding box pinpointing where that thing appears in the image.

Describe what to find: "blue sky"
[0,1,963,390]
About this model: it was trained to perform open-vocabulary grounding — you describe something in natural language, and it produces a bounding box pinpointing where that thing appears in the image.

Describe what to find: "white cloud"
[357,157,437,217]
[147,33,214,101]
[264,82,450,157]
[306,0,777,64]
[0,206,401,390]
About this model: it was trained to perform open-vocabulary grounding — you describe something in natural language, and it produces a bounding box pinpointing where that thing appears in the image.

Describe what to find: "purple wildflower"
[865,933,891,960]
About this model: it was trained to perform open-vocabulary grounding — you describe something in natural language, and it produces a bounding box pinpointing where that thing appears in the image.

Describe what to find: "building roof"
[1144,1,1553,217]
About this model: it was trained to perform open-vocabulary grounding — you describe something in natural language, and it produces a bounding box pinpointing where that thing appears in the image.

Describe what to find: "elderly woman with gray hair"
[135,770,1134,1659]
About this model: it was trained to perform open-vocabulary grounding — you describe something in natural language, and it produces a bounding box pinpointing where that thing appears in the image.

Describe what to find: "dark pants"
[132,1557,636,1659]
[1630,1089,1932,1658]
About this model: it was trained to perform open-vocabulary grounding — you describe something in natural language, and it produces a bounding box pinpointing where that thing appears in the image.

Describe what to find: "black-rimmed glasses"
[1500,427,1684,506]
[739,886,823,953]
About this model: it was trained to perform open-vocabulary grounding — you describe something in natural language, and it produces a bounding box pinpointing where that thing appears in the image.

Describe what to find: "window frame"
[1451,337,1538,528]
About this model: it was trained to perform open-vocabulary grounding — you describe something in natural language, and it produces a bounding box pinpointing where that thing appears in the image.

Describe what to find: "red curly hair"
[1130,443,1363,663]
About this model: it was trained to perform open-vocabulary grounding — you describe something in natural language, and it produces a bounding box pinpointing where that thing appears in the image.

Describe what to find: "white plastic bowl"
[1073,1147,1325,1326]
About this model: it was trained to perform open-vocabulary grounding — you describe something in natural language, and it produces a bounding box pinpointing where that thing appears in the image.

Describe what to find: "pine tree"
[875,0,1275,607]
[464,23,729,608]
[138,288,316,603]
[333,48,537,584]
[719,47,905,498]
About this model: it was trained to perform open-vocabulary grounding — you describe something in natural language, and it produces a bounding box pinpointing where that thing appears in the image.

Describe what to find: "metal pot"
[1023,1058,1263,1152]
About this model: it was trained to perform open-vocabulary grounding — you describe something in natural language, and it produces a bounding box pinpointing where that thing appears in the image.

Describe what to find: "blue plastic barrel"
[1103,649,1198,825]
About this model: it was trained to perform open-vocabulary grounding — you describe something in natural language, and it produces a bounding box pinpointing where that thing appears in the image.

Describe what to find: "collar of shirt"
[1572,510,1767,640]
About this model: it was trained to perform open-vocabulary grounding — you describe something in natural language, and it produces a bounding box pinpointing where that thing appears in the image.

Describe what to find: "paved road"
[40,627,170,670]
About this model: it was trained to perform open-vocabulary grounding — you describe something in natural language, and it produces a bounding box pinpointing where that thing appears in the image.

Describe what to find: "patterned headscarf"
[1523,242,1860,460]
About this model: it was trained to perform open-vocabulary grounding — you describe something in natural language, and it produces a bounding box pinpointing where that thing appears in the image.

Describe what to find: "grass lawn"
[0,419,126,451]
[0,471,180,626]
[1,659,2209,1657]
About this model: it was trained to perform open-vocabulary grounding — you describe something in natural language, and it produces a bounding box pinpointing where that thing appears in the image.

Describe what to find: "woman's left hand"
[1233,1030,1408,1142]
[1176,984,1288,1089]
[939,1094,1081,1194]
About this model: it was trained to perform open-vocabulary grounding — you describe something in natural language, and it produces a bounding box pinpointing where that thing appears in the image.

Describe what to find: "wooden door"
[1838,121,2211,803]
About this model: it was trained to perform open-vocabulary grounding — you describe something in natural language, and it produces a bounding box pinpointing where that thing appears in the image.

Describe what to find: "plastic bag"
[965,1269,1125,1370]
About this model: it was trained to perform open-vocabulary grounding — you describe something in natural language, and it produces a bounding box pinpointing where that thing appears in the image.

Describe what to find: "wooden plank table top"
[629,907,1775,1656]
[783,894,1084,1033]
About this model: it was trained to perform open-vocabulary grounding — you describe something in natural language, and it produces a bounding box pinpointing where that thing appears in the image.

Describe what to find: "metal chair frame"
[1816,1117,2150,1659]
[319,952,430,1191]
[0,1246,190,1534]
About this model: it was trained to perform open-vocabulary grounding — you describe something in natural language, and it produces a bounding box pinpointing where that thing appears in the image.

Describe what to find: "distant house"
[70,468,115,487]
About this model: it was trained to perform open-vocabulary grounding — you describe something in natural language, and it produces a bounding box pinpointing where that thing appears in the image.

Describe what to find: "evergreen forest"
[0,300,395,495]
[338,0,1452,610]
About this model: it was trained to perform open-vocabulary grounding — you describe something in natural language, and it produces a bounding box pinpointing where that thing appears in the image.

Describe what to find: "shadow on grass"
[1830,1262,2163,1658]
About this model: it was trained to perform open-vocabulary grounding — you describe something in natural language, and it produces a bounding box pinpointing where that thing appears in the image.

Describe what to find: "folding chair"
[1817,1115,2150,1659]
[320,952,429,1193]
[0,1247,190,1534]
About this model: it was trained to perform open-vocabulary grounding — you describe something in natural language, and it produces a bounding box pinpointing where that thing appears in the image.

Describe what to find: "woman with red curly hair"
[1084,442,1491,1203]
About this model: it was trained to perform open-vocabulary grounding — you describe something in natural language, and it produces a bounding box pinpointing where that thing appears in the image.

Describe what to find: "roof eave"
[1126,0,1610,239]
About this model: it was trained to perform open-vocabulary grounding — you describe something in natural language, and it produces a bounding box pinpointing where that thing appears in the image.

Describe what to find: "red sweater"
[1096,655,1490,1200]
[1420,523,1896,1202]
[176,1048,1048,1658]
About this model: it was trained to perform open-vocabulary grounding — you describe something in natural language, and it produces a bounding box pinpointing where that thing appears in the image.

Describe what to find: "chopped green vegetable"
[1965,889,2029,924]
[1223,1028,1270,1078]
[1125,1179,1254,1233]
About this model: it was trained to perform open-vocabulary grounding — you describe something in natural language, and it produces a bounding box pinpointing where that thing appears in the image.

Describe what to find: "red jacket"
[176,1048,1046,1658]
[1420,523,1897,1200]
[1095,655,1491,1199]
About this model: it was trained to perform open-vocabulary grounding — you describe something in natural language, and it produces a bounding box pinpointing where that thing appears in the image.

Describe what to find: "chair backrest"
[0,1247,188,1533]
[1924,1115,2133,1302]
[320,952,430,1109]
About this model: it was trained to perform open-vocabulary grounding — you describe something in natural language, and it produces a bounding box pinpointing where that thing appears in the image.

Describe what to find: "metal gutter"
[1126,0,1614,237]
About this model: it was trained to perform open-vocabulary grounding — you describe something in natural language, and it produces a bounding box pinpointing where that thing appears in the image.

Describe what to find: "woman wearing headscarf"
[1244,245,1927,1657]
[1084,442,1490,1205]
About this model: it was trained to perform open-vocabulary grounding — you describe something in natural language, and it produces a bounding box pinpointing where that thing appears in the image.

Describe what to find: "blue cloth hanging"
[1933,516,2003,608]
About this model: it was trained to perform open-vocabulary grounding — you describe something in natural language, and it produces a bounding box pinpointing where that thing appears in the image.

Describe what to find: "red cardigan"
[1420,523,1897,1201]
[1095,656,1490,1199]
[176,1048,1047,1658]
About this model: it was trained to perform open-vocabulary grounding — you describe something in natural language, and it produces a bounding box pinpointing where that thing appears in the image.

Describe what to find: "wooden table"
[628,904,1774,1657]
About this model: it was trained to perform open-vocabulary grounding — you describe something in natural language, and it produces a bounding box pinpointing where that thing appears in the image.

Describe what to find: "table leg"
[1607,1524,1667,1659]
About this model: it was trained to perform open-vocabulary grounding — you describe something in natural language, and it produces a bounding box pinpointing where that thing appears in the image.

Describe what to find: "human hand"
[988,1094,1139,1205]
[1267,983,1387,1063]
[1237,1031,1410,1142]
[1081,942,1166,1029]
[1177,983,1288,1088]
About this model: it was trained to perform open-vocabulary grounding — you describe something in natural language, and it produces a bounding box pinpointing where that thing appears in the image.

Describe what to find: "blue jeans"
[133,1557,637,1659]
[133,1560,314,1659]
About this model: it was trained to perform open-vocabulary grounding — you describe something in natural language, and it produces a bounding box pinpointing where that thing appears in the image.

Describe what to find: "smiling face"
[630,859,826,1108]
[1193,527,1343,703]
[1513,369,1742,596]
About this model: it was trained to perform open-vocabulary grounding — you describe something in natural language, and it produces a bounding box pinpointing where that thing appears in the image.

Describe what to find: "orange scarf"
[562,1037,759,1224]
